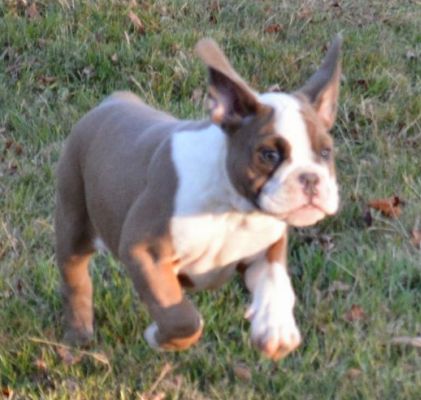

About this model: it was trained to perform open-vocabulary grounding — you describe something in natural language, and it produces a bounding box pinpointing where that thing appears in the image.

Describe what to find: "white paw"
[144,322,162,351]
[246,304,301,359]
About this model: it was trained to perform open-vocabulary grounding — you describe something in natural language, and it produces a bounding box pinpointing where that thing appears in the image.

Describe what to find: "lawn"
[0,0,420,399]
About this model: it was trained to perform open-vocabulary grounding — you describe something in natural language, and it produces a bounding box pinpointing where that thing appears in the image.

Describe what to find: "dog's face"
[196,37,341,226]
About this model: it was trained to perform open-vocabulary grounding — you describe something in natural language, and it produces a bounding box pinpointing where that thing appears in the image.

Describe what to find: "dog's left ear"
[195,38,261,126]
[297,35,342,130]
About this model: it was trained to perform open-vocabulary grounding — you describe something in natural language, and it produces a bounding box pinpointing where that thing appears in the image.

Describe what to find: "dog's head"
[196,37,341,227]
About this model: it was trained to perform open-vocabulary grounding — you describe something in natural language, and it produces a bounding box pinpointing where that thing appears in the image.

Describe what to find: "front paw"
[63,327,94,347]
[246,307,301,360]
[144,318,204,351]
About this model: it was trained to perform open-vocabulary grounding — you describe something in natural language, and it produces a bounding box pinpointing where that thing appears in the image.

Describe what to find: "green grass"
[1,0,420,398]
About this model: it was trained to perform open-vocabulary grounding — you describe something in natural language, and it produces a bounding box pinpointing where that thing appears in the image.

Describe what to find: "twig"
[147,363,173,395]
[29,337,111,369]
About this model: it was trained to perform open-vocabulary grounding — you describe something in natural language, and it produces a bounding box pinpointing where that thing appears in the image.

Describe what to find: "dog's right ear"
[195,39,260,126]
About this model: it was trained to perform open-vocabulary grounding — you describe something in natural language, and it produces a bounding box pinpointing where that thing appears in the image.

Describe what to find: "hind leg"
[55,190,95,346]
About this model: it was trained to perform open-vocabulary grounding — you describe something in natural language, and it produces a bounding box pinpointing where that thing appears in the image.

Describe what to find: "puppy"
[55,36,341,359]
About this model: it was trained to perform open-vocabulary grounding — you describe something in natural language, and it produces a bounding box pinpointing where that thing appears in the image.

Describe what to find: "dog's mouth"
[283,203,327,227]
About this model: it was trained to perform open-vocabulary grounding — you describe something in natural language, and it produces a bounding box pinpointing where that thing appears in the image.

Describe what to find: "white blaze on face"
[257,92,339,226]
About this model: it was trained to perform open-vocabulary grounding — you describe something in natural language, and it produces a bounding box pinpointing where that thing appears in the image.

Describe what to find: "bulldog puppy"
[55,36,341,360]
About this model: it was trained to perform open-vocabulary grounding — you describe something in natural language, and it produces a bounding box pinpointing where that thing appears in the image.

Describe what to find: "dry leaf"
[38,75,57,86]
[138,392,166,400]
[363,208,373,226]
[368,195,403,218]
[411,228,421,249]
[356,78,369,90]
[267,84,281,92]
[34,358,48,371]
[56,346,83,365]
[346,368,362,379]
[391,336,421,348]
[264,23,283,34]
[63,378,79,394]
[297,6,312,20]
[128,11,145,34]
[344,304,366,322]
[233,364,252,381]
[1,387,13,399]
[208,0,220,24]
[26,2,40,19]
[319,234,335,251]
[328,280,351,293]
[406,50,416,60]
[209,0,220,13]
[82,65,95,79]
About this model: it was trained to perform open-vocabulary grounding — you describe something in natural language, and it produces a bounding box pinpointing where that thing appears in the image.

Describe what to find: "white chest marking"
[170,125,286,289]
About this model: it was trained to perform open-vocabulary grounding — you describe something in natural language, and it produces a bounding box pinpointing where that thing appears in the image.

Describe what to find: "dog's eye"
[260,148,282,166]
[320,148,332,161]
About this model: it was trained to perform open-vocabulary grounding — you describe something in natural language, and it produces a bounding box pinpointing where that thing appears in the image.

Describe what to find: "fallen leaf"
[319,234,335,251]
[267,83,281,92]
[264,23,283,34]
[363,208,373,226]
[14,144,22,155]
[297,6,312,21]
[406,50,416,60]
[56,346,83,365]
[368,195,403,218]
[391,336,421,348]
[38,75,57,86]
[233,364,252,381]
[81,65,95,80]
[355,78,369,90]
[209,0,220,13]
[34,358,48,371]
[344,304,366,322]
[138,393,166,400]
[1,387,13,399]
[208,0,220,23]
[26,2,40,19]
[128,11,145,34]
[328,280,351,293]
[411,228,421,249]
[63,378,79,394]
[346,368,362,379]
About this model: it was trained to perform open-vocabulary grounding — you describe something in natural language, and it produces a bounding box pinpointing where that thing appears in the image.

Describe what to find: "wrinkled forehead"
[258,92,328,161]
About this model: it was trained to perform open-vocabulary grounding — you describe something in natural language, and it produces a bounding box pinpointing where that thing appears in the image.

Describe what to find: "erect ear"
[195,38,260,126]
[297,35,342,130]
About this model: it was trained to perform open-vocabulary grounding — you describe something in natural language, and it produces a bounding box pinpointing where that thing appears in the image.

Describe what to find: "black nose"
[298,173,319,196]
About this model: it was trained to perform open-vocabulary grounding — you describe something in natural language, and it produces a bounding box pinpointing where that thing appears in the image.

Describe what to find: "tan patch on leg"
[60,253,94,345]
[266,235,287,264]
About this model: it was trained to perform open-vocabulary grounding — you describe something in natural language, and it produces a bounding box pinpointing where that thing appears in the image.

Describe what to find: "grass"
[0,0,420,398]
